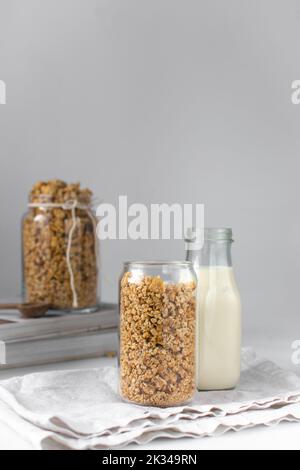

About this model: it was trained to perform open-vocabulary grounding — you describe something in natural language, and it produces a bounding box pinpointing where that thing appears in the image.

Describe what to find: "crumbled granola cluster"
[120,273,196,407]
[23,180,98,310]
[29,180,92,205]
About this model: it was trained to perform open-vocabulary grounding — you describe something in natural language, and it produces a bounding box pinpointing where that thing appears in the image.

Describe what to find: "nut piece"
[23,180,98,310]
[120,273,196,407]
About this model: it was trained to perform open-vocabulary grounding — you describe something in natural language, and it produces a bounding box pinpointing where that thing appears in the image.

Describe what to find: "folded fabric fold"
[0,348,299,449]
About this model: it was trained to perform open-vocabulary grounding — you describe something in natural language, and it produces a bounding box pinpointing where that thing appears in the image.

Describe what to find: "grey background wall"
[0,1,299,345]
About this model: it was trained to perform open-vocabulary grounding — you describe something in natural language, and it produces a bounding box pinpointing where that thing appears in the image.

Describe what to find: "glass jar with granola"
[119,261,196,407]
[22,180,99,312]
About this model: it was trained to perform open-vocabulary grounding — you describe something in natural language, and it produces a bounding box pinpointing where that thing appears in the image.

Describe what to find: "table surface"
[0,330,299,450]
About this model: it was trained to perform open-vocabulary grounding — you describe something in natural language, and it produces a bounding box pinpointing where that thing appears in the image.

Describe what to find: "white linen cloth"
[0,348,299,449]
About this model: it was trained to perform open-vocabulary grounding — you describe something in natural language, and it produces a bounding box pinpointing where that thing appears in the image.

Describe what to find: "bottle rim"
[185,227,233,242]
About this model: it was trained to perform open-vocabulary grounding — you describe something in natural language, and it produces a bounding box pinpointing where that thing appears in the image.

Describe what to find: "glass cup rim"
[123,260,194,269]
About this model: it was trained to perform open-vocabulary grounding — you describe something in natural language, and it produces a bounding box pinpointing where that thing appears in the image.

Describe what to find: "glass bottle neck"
[187,240,233,267]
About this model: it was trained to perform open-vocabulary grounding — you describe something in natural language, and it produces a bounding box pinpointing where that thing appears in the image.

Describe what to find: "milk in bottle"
[186,228,242,391]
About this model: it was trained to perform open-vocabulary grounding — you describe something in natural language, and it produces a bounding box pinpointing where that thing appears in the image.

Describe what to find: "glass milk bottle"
[186,228,241,390]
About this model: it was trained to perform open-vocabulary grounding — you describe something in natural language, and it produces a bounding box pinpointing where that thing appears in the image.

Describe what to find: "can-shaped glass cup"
[119,261,197,407]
